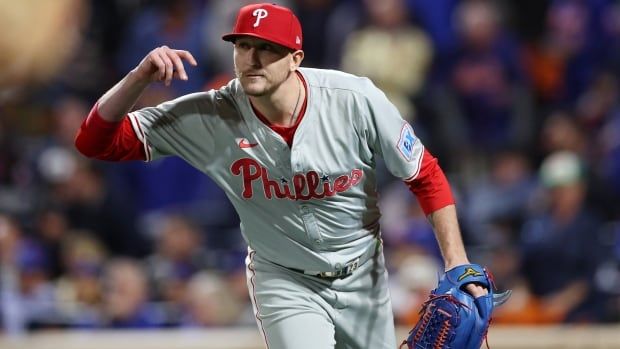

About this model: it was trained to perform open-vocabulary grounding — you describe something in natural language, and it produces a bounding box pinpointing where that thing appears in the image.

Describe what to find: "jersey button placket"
[290,149,301,172]
[300,205,323,245]
[276,143,291,171]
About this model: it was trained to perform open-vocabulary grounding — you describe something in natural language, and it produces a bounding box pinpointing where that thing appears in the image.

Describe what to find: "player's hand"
[465,283,488,298]
[445,261,489,298]
[133,46,198,86]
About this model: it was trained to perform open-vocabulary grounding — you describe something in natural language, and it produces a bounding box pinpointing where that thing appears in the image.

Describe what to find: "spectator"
[145,214,211,304]
[341,0,433,121]
[0,119,21,188]
[0,214,24,335]
[0,214,58,333]
[430,0,533,170]
[102,258,164,328]
[55,231,107,328]
[33,207,68,279]
[522,0,598,106]
[47,160,146,257]
[116,0,209,99]
[595,222,620,321]
[597,110,620,202]
[404,0,460,58]
[600,1,620,77]
[318,0,365,69]
[574,72,620,217]
[181,271,246,327]
[485,245,561,324]
[462,149,536,247]
[519,151,608,322]
[294,0,339,68]
[539,110,588,157]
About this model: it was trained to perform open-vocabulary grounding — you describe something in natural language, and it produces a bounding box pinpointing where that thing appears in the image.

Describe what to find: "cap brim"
[221,33,297,51]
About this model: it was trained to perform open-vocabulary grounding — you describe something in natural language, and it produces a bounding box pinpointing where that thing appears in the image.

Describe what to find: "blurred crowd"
[1,0,620,335]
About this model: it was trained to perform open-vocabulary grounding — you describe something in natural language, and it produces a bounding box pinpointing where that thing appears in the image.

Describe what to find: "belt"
[289,240,380,280]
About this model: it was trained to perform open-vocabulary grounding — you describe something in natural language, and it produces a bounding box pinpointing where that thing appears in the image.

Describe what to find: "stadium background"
[1,0,620,347]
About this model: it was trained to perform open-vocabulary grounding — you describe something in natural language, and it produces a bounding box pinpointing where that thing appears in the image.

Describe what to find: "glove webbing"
[400,294,468,349]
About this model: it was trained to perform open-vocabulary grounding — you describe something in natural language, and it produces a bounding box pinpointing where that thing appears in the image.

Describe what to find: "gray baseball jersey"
[128,67,424,348]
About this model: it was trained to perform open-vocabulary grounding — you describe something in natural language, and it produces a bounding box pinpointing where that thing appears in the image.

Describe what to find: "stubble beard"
[237,70,292,98]
[243,83,270,97]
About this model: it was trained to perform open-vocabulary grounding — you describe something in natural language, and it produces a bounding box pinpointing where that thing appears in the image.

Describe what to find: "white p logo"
[252,8,268,27]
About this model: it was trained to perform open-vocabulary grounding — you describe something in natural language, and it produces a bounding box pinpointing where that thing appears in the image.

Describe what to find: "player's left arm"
[428,206,488,298]
[357,77,485,297]
[405,150,487,297]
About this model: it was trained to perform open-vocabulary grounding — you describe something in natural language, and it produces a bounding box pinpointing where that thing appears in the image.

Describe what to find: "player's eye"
[236,41,251,50]
[260,44,275,52]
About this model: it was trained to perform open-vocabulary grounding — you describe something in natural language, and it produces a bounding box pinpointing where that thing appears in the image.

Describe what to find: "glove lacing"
[399,294,469,349]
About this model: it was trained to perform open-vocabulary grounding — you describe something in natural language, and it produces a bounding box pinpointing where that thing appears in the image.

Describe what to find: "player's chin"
[241,82,269,97]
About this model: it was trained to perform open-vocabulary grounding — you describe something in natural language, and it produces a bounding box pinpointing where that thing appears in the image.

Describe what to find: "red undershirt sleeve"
[404,148,455,215]
[74,103,146,161]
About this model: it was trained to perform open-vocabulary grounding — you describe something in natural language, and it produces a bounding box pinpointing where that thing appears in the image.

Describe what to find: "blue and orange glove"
[401,264,511,349]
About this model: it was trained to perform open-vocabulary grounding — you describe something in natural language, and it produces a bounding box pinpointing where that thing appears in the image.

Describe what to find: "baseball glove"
[400,264,511,349]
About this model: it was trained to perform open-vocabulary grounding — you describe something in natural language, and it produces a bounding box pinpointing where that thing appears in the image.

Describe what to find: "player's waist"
[277,239,381,280]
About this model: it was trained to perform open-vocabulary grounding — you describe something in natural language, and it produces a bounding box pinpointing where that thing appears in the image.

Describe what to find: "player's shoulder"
[153,80,239,116]
[299,67,378,95]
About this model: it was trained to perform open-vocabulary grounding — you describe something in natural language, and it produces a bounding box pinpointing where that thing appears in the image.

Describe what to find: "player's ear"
[291,50,304,71]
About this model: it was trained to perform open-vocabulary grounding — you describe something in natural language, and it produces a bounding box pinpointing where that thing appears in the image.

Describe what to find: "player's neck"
[249,72,303,127]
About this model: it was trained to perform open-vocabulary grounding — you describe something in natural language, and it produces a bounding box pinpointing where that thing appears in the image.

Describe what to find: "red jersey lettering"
[230,158,363,200]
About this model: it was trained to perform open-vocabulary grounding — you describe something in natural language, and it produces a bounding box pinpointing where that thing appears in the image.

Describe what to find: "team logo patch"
[397,123,417,162]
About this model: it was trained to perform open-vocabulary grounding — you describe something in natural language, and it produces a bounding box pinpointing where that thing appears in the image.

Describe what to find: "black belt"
[287,241,380,280]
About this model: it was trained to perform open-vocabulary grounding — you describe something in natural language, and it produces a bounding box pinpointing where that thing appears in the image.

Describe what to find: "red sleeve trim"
[404,149,455,215]
[74,103,146,161]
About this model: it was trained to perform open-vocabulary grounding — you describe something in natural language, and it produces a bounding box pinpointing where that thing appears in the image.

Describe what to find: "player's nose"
[247,47,262,67]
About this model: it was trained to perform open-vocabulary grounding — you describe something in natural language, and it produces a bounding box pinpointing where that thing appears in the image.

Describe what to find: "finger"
[158,47,174,86]
[465,283,488,295]
[168,51,188,80]
[149,53,167,81]
[175,50,198,66]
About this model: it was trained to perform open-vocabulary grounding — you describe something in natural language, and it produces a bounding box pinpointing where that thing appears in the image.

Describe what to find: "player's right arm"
[74,46,197,160]
[98,46,197,122]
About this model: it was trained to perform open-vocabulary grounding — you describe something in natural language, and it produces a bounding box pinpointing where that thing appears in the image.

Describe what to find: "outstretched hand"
[134,45,198,86]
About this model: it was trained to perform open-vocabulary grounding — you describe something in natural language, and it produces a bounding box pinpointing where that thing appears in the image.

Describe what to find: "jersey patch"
[397,123,417,162]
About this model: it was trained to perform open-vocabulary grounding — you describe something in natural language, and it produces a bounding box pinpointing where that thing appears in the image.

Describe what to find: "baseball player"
[75,3,487,348]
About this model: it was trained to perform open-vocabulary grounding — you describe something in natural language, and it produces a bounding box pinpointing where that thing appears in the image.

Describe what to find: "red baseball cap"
[222,3,303,51]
